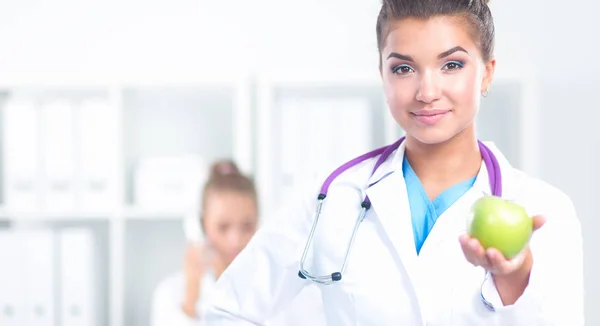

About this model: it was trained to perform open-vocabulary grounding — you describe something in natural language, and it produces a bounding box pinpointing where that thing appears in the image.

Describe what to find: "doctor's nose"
[415,72,442,103]
[226,231,247,252]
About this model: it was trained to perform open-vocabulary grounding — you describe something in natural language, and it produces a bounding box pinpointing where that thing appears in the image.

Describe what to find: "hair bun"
[468,0,490,5]
[209,160,241,180]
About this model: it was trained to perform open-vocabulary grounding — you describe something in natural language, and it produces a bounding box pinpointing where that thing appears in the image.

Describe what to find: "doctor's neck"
[404,126,481,197]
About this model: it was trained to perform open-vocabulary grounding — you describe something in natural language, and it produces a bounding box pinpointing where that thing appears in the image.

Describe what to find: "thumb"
[532,215,546,231]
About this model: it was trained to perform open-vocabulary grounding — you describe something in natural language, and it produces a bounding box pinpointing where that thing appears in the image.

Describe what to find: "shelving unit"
[0,76,254,326]
[0,70,540,326]
[254,76,402,221]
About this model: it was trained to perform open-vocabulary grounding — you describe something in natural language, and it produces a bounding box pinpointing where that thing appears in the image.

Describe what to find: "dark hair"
[376,0,495,64]
[201,160,257,212]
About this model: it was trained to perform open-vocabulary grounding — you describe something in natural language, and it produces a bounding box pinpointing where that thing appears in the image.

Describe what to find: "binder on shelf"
[0,231,26,326]
[316,98,373,169]
[22,230,55,326]
[59,228,96,326]
[278,97,373,199]
[77,98,120,213]
[133,156,208,213]
[2,98,42,214]
[40,100,77,213]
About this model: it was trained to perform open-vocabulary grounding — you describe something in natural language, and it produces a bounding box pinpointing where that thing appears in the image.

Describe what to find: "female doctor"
[204,0,585,324]
[150,160,326,326]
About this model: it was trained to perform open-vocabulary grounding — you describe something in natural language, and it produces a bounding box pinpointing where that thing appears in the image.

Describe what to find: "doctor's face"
[202,191,258,264]
[380,16,495,145]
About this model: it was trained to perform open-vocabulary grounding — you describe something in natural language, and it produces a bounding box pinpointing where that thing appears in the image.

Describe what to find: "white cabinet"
[0,225,108,326]
[0,78,253,326]
[1,88,118,218]
[0,74,537,326]
[254,78,397,221]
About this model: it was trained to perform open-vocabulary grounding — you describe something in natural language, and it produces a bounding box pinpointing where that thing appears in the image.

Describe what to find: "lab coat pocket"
[319,285,358,326]
[448,248,488,325]
[341,218,423,325]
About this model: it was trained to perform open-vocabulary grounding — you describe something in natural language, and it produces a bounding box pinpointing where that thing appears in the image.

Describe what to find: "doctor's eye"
[442,61,465,71]
[392,64,414,75]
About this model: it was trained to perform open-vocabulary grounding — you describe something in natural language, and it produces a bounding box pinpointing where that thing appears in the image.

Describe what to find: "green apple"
[468,196,533,259]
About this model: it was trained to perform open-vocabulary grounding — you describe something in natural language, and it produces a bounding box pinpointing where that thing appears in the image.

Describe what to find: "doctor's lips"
[411,109,450,125]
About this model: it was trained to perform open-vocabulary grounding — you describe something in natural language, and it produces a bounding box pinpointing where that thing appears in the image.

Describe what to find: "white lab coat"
[151,269,327,326]
[203,141,585,325]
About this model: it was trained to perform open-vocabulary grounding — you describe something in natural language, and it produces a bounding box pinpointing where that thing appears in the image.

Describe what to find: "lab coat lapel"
[363,141,519,271]
[423,142,520,247]
[364,142,419,279]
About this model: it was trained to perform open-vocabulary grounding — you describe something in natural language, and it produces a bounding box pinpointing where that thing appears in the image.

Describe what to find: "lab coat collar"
[365,140,519,201]
[363,139,519,288]
[362,139,421,316]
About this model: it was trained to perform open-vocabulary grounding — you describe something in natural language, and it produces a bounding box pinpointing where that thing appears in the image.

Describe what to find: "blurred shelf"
[0,208,115,221]
[0,72,251,89]
[0,206,193,222]
[121,206,190,220]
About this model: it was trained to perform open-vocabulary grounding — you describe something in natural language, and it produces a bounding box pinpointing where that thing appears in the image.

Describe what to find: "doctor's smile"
[410,109,451,125]
[203,0,584,324]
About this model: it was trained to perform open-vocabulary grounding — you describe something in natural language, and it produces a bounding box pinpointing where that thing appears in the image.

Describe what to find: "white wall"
[0,0,598,324]
[0,0,381,82]
[496,2,600,325]
[0,0,539,82]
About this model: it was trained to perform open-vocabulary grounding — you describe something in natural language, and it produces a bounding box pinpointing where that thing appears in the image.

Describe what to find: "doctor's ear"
[481,58,496,95]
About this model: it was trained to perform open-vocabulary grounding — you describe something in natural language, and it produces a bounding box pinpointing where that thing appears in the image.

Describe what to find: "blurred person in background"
[151,160,326,326]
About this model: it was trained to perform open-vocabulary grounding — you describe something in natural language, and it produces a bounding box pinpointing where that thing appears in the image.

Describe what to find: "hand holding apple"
[459,196,546,276]
[470,196,533,259]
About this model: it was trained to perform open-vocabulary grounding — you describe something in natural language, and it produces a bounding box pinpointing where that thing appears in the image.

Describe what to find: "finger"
[468,238,492,269]
[459,235,481,266]
[184,243,199,265]
[458,234,471,248]
[460,235,493,269]
[486,248,504,266]
[486,248,510,274]
[501,255,524,276]
[197,245,212,266]
[487,247,526,275]
[532,215,547,231]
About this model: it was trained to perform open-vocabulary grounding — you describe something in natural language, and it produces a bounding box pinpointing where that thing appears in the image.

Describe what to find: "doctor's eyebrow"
[386,46,469,62]
[387,52,414,62]
[437,46,468,58]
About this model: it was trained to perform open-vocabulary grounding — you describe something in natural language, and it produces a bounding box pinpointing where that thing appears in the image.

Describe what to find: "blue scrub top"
[402,156,476,255]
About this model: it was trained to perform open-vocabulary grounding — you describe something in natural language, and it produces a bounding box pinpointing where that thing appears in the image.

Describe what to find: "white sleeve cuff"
[480,271,502,312]
[479,265,544,325]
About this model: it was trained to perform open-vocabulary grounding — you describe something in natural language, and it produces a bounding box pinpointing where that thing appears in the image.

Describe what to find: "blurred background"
[0,0,598,325]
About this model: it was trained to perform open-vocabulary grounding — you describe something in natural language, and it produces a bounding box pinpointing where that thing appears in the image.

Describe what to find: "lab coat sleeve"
[203,181,320,325]
[479,195,585,325]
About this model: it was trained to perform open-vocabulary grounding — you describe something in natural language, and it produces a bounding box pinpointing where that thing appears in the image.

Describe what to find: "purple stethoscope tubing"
[298,137,502,284]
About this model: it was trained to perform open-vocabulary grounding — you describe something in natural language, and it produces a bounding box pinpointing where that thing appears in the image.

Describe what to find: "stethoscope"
[297,136,503,285]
